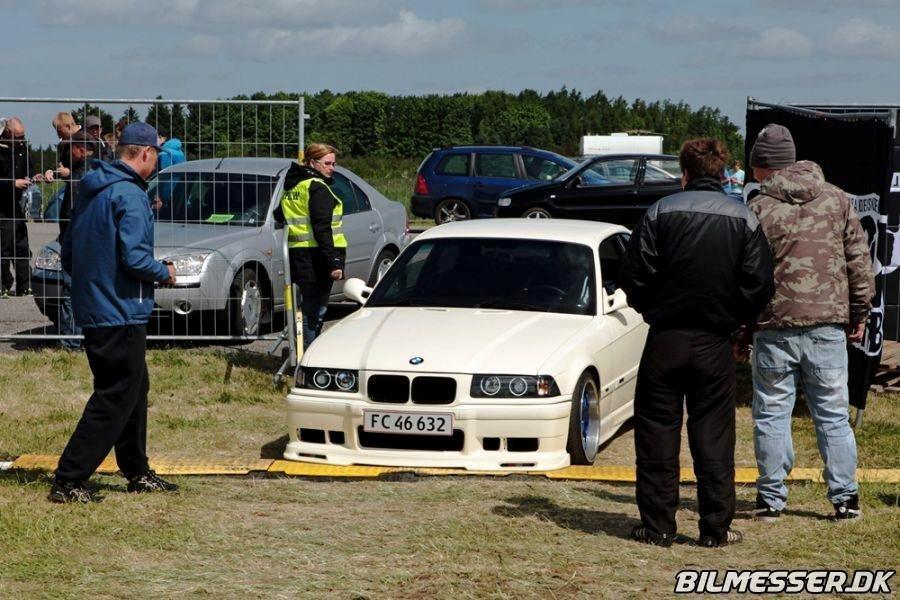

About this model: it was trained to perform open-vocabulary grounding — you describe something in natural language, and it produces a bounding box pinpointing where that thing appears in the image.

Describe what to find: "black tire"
[367,248,398,286]
[521,206,553,219]
[566,371,601,465]
[223,266,269,337]
[434,198,471,225]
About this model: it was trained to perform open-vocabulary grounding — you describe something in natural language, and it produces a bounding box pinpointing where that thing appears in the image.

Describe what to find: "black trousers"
[0,210,30,292]
[55,325,150,482]
[634,329,736,540]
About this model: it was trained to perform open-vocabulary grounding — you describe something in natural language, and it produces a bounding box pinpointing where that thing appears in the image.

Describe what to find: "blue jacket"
[62,160,170,329]
[158,138,185,171]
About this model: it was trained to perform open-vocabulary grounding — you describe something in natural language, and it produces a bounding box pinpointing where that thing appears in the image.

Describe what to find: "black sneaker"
[755,494,781,522]
[832,494,862,521]
[698,528,743,548]
[48,479,103,503]
[631,524,673,547]
[17,288,33,297]
[0,289,10,299]
[126,470,179,493]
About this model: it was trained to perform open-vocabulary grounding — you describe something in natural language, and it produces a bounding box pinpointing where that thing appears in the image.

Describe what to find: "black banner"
[745,104,894,409]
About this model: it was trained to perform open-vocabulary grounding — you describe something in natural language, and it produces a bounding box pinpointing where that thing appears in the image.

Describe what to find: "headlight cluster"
[470,375,560,398]
[160,253,210,276]
[297,367,359,393]
[34,246,61,271]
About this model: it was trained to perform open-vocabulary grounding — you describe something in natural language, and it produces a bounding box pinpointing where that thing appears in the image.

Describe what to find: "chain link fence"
[0,97,305,357]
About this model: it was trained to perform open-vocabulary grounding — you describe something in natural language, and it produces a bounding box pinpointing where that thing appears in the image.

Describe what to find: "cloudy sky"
[1,0,897,143]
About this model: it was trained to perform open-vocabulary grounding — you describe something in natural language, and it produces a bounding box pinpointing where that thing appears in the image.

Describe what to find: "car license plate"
[363,411,454,436]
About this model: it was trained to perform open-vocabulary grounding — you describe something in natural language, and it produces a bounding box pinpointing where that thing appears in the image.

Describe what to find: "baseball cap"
[118,122,163,150]
[85,115,102,129]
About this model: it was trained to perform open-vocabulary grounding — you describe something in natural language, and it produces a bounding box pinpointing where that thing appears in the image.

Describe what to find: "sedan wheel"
[566,371,601,465]
[367,248,398,286]
[435,199,471,225]
[228,267,264,337]
[522,207,553,219]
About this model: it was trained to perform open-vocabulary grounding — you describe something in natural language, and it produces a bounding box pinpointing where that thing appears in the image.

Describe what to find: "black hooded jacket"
[0,137,31,217]
[274,162,346,283]
[621,177,775,335]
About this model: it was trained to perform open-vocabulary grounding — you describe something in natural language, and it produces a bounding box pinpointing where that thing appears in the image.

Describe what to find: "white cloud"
[748,27,812,59]
[199,11,467,61]
[827,17,900,59]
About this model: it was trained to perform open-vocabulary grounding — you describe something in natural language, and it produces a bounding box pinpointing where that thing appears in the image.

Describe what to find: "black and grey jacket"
[621,178,775,335]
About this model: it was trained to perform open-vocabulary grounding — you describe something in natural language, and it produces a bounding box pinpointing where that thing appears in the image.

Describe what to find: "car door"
[635,157,683,228]
[596,233,648,432]
[551,157,640,223]
[329,171,376,284]
[471,152,520,216]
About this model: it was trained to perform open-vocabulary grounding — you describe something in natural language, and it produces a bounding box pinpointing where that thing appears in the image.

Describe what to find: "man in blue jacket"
[49,123,179,503]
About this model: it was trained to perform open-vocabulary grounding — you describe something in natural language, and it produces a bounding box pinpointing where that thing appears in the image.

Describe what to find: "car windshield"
[366,238,596,316]
[149,172,278,226]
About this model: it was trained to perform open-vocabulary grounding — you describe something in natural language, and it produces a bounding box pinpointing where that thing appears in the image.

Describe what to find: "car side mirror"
[343,278,373,305]
[604,288,628,313]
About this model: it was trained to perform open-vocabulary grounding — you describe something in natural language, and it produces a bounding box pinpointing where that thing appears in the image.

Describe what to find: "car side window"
[330,172,359,214]
[351,181,371,212]
[522,155,568,181]
[475,153,517,178]
[436,154,469,176]
[581,158,639,186]
[643,159,681,184]
[598,235,627,295]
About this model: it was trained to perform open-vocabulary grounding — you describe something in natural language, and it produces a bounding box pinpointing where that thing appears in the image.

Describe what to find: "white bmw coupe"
[284,220,648,471]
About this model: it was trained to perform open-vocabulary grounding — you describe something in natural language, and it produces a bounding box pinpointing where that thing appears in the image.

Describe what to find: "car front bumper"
[284,389,572,471]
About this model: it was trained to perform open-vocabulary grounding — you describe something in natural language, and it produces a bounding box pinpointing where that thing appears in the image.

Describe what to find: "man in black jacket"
[0,118,34,297]
[621,138,775,548]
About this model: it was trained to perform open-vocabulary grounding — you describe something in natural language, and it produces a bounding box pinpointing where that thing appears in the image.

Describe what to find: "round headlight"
[312,369,332,389]
[480,376,502,396]
[334,370,357,391]
[509,377,529,397]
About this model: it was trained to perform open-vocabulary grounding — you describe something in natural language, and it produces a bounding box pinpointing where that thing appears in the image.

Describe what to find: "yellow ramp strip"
[9,455,900,483]
[269,460,394,478]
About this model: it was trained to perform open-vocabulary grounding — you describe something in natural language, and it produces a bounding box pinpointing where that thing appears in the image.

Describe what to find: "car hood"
[303,306,590,374]
[154,222,263,254]
[504,179,561,198]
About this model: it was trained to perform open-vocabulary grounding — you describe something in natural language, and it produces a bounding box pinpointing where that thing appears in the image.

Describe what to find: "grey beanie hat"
[750,123,796,168]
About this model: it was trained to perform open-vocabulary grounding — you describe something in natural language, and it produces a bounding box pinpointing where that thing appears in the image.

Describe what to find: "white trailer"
[580,133,664,156]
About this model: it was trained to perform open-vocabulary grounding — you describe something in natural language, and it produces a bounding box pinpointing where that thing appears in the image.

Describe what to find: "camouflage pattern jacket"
[748,160,874,330]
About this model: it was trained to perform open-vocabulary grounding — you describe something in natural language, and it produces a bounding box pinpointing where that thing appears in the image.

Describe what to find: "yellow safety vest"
[281,178,348,249]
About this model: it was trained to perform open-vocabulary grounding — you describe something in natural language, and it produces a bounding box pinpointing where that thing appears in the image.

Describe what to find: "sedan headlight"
[34,246,61,271]
[297,367,359,393]
[497,197,512,207]
[470,375,560,398]
[160,253,211,276]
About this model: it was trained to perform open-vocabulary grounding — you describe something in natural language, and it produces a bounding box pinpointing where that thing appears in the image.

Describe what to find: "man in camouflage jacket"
[747,124,874,522]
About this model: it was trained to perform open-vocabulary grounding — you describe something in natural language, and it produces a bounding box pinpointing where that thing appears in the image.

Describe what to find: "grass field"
[1,347,898,598]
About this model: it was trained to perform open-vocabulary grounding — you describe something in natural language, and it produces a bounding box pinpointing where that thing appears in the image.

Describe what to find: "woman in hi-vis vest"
[276,143,347,350]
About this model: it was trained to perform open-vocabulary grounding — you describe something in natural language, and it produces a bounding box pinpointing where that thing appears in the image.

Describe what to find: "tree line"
[32,89,744,164]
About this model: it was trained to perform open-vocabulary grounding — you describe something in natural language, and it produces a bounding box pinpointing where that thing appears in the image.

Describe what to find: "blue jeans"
[58,271,82,350]
[752,326,858,509]
[298,281,332,351]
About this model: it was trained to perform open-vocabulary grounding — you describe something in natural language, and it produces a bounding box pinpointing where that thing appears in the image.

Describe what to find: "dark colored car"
[495,154,683,228]
[411,145,577,225]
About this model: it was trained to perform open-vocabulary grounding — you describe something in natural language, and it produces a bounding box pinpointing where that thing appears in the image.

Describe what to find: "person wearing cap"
[84,115,114,162]
[49,122,179,503]
[745,123,874,522]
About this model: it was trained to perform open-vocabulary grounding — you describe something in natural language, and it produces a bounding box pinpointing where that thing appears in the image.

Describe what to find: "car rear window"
[436,154,470,176]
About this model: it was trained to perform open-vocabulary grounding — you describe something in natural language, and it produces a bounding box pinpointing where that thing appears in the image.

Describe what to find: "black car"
[494,154,682,228]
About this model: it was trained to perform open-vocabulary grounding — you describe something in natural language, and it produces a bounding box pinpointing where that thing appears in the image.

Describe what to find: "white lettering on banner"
[673,570,894,594]
[891,172,900,193]
[849,194,884,357]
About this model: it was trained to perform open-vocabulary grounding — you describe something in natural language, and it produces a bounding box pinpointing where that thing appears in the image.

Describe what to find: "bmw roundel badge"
[409,356,424,365]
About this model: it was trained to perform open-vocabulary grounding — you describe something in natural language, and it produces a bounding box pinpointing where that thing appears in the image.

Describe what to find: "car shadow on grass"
[260,435,289,459]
